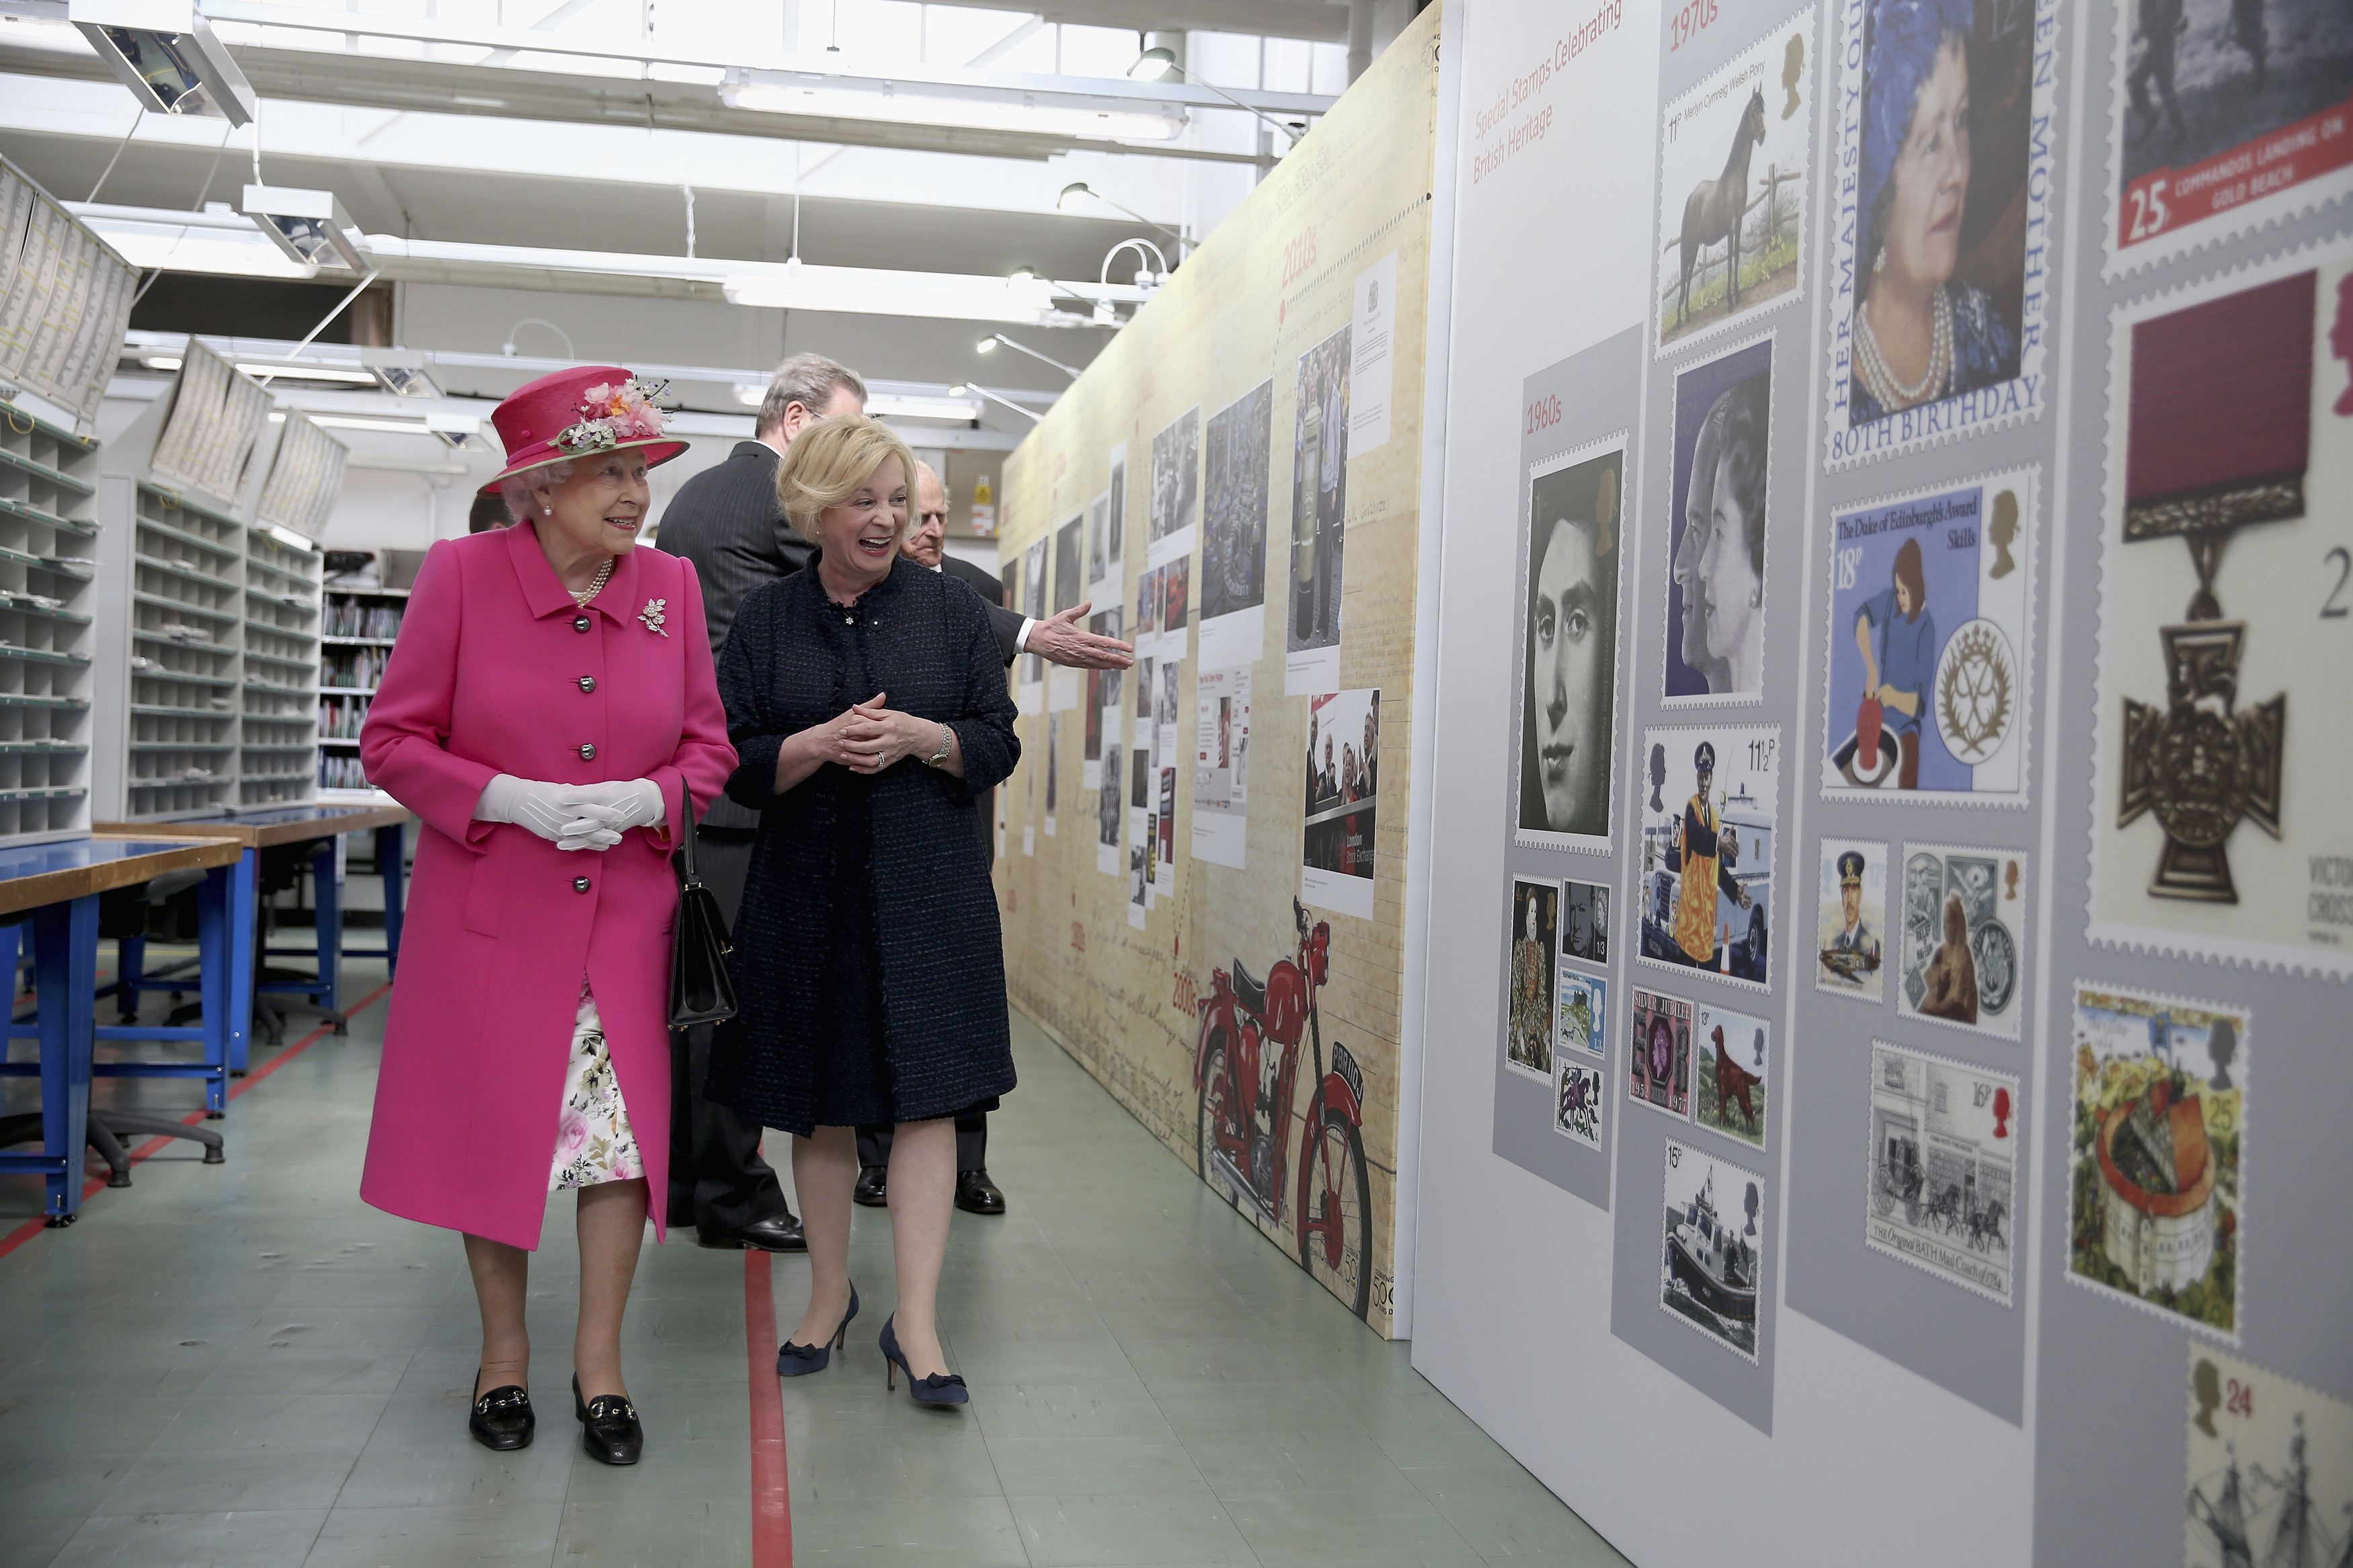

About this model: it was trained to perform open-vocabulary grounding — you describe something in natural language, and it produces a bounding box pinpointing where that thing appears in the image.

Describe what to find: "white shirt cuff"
[1015,616,1036,653]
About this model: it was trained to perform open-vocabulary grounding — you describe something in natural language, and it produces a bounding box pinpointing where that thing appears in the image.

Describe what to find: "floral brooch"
[639,597,668,636]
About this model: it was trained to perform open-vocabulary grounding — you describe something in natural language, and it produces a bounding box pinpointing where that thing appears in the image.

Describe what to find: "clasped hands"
[477,773,664,852]
[813,692,939,774]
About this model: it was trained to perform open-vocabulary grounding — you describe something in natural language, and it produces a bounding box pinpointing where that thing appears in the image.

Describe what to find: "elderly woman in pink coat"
[359,366,735,1466]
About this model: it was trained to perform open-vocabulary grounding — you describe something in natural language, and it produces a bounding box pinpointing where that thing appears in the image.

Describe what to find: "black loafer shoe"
[468,1379,534,1452]
[853,1165,889,1208]
[955,1169,1006,1216]
[572,1376,643,1466]
[699,1212,807,1252]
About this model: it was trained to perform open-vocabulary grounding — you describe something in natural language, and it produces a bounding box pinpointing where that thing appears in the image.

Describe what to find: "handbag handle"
[678,794,702,886]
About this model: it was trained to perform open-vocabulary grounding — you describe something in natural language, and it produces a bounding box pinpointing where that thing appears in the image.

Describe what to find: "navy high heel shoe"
[878,1314,968,1407]
[776,1282,859,1377]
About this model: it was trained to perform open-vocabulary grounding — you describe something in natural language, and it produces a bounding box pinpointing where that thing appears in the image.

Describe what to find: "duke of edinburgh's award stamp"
[1638,725,1781,991]
[1817,837,1889,1001]
[1821,466,2038,804]
[2068,984,2247,1343]
[1823,0,2057,468]
[1693,1000,1770,1151]
[1866,1042,2018,1305]
[2184,1345,2352,1568]
[1896,843,2030,1040]
[1628,987,1693,1122]
[2089,248,2353,978]
[1659,1138,1763,1364]
[1555,1061,1605,1150]
[1652,6,1817,356]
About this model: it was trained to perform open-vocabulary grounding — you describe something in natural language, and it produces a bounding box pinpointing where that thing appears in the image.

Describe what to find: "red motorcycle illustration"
[1194,898,1373,1319]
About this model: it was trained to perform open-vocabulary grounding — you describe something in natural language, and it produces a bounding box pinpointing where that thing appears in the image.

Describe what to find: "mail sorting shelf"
[127,485,242,819]
[0,400,98,845]
[241,526,320,809]
[317,589,402,791]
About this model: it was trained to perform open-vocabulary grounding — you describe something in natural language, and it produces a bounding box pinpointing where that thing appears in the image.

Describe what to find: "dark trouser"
[858,1114,989,1173]
[666,827,792,1235]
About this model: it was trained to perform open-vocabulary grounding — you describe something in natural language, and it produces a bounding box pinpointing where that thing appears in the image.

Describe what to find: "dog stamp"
[1896,843,2030,1040]
[1693,1001,1771,1151]
[1866,1041,2019,1305]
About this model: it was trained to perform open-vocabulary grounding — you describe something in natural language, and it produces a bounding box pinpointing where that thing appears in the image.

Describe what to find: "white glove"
[561,778,666,835]
[474,774,624,852]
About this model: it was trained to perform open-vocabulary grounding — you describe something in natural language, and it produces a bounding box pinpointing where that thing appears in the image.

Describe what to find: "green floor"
[0,953,1628,1567]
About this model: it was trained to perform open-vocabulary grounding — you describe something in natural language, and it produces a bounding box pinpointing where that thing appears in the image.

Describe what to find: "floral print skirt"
[548,986,642,1192]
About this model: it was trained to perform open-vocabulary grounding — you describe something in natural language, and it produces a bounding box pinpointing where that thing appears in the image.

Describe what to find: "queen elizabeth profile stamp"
[1663,335,1776,705]
[1866,1041,2019,1305]
[1895,843,2029,1041]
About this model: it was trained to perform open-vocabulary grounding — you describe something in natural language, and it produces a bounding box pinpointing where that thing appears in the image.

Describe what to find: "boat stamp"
[1816,836,1889,1002]
[2088,250,2353,979]
[2067,983,2247,1342]
[1659,1138,1765,1364]
[1638,725,1780,990]
[1627,986,1694,1122]
[1504,877,1560,1083]
[1693,1000,1771,1152]
[1866,1041,2019,1305]
[1555,1060,1605,1151]
[1821,466,2038,804]
[1822,0,2057,468]
[1895,843,2030,1040]
[1515,437,1626,853]
[1557,966,1607,1059]
[1563,876,1612,965]
[2184,1345,2352,1568]
[1663,334,1776,705]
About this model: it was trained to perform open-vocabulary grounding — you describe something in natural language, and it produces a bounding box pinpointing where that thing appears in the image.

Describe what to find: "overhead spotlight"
[948,383,970,397]
[1009,265,1037,284]
[1058,182,1093,214]
[370,362,442,399]
[70,1,255,126]
[1127,46,1180,82]
[241,185,371,273]
[975,335,998,354]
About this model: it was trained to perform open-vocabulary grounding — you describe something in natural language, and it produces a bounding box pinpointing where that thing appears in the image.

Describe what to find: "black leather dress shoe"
[955,1169,1006,1216]
[467,1379,534,1452]
[572,1376,643,1466]
[853,1165,889,1208]
[698,1212,807,1252]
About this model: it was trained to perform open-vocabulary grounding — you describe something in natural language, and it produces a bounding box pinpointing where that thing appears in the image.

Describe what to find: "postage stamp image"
[1821,466,2038,804]
[2184,1344,2352,1568]
[1659,1137,1765,1364]
[1895,843,2030,1040]
[1505,876,1560,1083]
[1816,836,1889,1001]
[1638,725,1781,989]
[1564,877,1611,964]
[1557,966,1608,1059]
[1653,5,1818,354]
[1663,334,1775,704]
[1556,1059,1605,1150]
[1823,0,2057,467]
[2089,251,2353,978]
[1627,986,1694,1122]
[2068,983,2247,1342]
[1693,1000,1771,1151]
[1515,437,1626,853]
[1866,1041,2019,1305]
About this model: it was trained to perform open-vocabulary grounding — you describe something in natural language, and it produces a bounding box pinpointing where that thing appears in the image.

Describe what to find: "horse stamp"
[1817,837,1888,1002]
[1896,843,2029,1040]
[1822,466,2038,804]
[1628,987,1694,1122]
[2068,983,2247,1342]
[1556,1060,1605,1150]
[1823,0,2057,467]
[1866,1042,2019,1306]
[1693,1001,1770,1151]
[2184,1346,2352,1568]
[1505,878,1560,1083]
[2089,252,2353,979]
[1659,1138,1765,1363]
[1654,6,1817,356]
[1558,966,1607,1059]
[1638,725,1781,990]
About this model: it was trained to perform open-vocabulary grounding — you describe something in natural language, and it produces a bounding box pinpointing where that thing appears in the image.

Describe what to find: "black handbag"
[669,807,739,1031]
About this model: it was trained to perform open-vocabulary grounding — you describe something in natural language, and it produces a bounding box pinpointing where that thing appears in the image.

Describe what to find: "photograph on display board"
[2068,983,2247,1342]
[1638,725,1780,988]
[1816,837,1889,1001]
[1094,607,1124,714]
[1287,325,1351,690]
[1557,967,1607,1059]
[1515,440,1624,851]
[1504,877,1560,1082]
[1653,5,1818,352]
[1866,1042,2018,1305]
[1053,515,1084,616]
[1088,491,1109,588]
[1556,1061,1605,1151]
[1043,714,1059,834]
[1020,537,1047,689]
[1096,729,1122,875]
[1162,556,1191,650]
[1083,668,1105,768]
[1564,878,1611,965]
[1199,378,1273,669]
[1627,986,1694,1120]
[1302,688,1380,919]
[1129,749,1150,921]
[1148,405,1200,568]
[1106,442,1127,569]
[2111,0,2353,272]
[1821,466,2038,800]
[1824,0,2055,466]
[1135,652,1154,721]
[1693,1001,1771,1151]
[1191,663,1250,868]
[1659,1139,1763,1363]
[1896,843,2028,1039]
[2183,1346,2353,1568]
[2089,256,2353,979]
[1663,338,1773,702]
[1156,763,1176,881]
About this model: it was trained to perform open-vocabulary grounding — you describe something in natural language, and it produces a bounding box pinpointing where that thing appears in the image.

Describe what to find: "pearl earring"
[544,503,554,515]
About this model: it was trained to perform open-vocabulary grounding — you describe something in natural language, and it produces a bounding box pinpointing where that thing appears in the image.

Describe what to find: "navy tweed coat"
[707,555,1020,1136]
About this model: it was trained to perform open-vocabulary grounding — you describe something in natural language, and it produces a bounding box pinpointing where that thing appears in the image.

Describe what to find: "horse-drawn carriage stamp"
[1628,987,1694,1122]
[1896,843,2030,1040]
[1866,1041,2019,1305]
[1638,725,1781,989]
[1660,1138,1765,1363]
[1555,1060,1605,1151]
[1816,837,1889,1002]
[1693,1001,1771,1151]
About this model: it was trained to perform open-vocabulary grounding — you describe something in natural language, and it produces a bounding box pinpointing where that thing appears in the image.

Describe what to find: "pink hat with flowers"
[479,364,688,495]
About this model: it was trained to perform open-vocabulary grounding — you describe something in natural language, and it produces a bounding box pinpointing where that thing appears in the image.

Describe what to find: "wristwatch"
[926,722,953,768]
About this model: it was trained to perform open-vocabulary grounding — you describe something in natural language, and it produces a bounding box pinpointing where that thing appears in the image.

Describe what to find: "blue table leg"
[311,837,343,1026]
[198,864,230,1117]
[227,848,256,1075]
[34,895,97,1224]
[376,823,405,981]
[116,933,145,1022]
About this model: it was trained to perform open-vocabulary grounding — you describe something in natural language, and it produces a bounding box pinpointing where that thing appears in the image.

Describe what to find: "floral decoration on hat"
[555,378,672,456]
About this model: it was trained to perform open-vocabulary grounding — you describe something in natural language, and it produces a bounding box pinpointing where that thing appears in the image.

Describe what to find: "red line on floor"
[0,982,395,1263]
[745,1245,793,1566]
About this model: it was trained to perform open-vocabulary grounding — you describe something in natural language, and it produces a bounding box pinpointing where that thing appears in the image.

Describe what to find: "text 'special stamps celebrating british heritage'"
[1659,1138,1765,1364]
[1817,837,1889,1002]
[2090,250,2353,977]
[1628,986,1694,1122]
[2068,984,2247,1342]
[1821,466,2038,804]
[1823,0,2057,468]
[1555,1060,1605,1151]
[1638,725,1781,990]
[1896,843,2030,1040]
[1866,1042,2019,1305]
[1692,1001,1771,1152]
[2183,1345,2352,1568]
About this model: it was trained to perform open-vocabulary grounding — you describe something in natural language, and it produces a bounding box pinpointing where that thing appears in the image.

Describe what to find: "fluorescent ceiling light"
[84,210,315,280]
[69,0,255,126]
[241,184,371,273]
[719,69,1183,144]
[732,382,765,408]
[868,393,982,422]
[723,263,1055,325]
[239,361,378,385]
[371,364,442,399]
[309,414,440,435]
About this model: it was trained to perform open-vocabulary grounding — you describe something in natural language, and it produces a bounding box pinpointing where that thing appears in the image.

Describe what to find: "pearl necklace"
[569,555,614,608]
[1856,286,1953,411]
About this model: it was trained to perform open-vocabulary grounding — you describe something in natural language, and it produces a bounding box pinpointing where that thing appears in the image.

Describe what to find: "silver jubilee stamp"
[1866,1041,2020,1305]
[1895,843,2030,1041]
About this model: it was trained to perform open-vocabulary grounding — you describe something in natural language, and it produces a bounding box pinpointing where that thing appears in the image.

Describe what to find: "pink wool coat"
[358,523,735,1248]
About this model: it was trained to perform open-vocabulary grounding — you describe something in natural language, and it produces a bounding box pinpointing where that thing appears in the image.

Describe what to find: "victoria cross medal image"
[1503,877,1559,1081]
[1659,1139,1763,1363]
[1516,442,1623,850]
[1640,725,1780,987]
